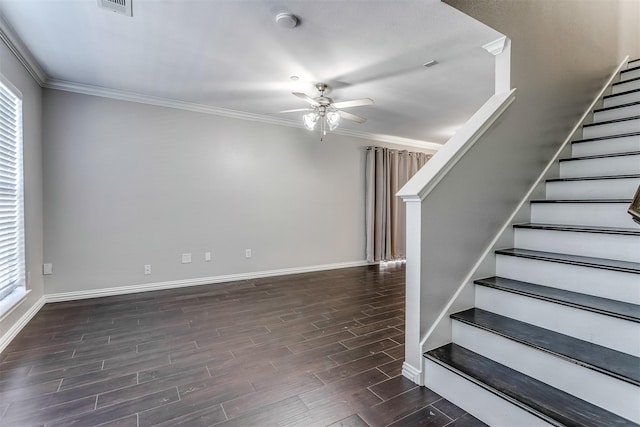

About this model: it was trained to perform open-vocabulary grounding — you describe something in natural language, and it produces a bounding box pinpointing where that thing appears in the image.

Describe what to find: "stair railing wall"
[398,55,629,386]
[397,38,514,384]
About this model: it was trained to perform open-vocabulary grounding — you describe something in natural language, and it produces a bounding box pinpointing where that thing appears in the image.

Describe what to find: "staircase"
[423,59,640,426]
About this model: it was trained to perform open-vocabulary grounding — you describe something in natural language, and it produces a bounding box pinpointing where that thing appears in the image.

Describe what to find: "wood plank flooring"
[0,264,485,427]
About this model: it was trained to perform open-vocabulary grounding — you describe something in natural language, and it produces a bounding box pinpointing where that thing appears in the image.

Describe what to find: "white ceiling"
[0,0,502,148]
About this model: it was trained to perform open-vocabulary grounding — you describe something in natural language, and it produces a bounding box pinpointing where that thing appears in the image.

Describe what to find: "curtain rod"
[366,146,432,156]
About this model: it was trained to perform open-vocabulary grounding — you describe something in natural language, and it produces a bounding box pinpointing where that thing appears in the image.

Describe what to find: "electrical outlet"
[144,264,152,275]
[245,249,252,258]
[43,263,53,275]
[205,251,212,262]
[182,253,192,264]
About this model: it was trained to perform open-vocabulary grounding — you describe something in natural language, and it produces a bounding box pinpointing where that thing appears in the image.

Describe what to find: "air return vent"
[98,0,132,17]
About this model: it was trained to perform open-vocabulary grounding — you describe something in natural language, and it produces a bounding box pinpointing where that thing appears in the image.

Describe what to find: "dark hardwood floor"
[0,264,485,427]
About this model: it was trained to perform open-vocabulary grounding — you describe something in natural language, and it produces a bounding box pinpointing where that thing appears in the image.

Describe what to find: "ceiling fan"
[278,83,374,137]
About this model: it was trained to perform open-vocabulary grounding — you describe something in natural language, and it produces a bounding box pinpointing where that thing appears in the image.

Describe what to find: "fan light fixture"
[303,107,341,134]
[276,82,373,140]
[303,112,319,130]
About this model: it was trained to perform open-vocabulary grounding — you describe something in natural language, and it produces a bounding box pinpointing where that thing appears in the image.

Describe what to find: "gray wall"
[0,41,44,338]
[418,0,640,348]
[42,90,429,295]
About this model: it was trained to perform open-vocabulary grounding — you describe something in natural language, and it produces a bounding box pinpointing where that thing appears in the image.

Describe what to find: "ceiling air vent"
[98,0,132,17]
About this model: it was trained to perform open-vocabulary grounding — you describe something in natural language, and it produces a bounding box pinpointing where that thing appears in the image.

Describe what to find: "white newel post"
[401,196,424,385]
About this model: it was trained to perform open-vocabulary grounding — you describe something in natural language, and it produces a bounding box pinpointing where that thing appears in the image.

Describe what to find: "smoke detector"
[98,0,133,17]
[275,12,298,28]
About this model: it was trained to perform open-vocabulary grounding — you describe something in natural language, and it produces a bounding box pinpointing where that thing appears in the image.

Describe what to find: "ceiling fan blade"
[292,92,320,106]
[339,110,367,124]
[332,98,374,109]
[276,108,314,113]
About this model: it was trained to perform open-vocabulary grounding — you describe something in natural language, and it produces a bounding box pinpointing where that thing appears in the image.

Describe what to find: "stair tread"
[583,115,640,127]
[513,222,640,235]
[572,131,640,144]
[621,64,640,75]
[594,101,640,113]
[425,343,638,427]
[546,174,640,182]
[604,88,640,99]
[474,276,640,322]
[530,199,632,203]
[613,76,640,86]
[559,150,640,161]
[495,248,640,274]
[452,308,640,385]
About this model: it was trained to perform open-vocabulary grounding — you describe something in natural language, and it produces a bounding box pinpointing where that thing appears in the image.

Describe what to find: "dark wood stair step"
[571,131,639,144]
[495,248,640,274]
[594,101,640,114]
[604,88,640,100]
[451,308,640,385]
[530,199,632,204]
[583,115,640,128]
[559,150,640,162]
[546,174,640,182]
[612,77,640,87]
[621,65,640,77]
[425,343,639,427]
[474,276,640,322]
[513,223,640,236]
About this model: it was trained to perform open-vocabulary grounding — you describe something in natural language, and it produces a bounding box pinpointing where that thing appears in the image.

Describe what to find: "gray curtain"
[366,147,431,262]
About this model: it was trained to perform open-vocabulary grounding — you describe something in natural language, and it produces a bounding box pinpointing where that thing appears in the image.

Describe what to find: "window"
[0,74,25,308]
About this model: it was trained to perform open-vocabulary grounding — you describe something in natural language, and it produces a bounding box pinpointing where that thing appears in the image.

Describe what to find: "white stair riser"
[496,255,640,304]
[475,286,640,356]
[593,104,640,123]
[559,154,640,178]
[424,360,552,427]
[545,177,640,200]
[622,68,640,81]
[572,135,640,157]
[514,228,640,263]
[582,118,640,139]
[452,321,640,423]
[612,79,640,94]
[530,202,639,229]
[604,91,640,108]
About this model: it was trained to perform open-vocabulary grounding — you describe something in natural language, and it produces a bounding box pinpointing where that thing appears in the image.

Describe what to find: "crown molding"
[334,127,443,151]
[0,17,441,151]
[45,78,443,150]
[482,36,507,56]
[44,78,309,126]
[0,15,47,85]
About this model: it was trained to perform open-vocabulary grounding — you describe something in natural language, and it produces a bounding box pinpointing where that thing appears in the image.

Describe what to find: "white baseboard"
[45,260,372,303]
[402,361,424,386]
[0,296,45,353]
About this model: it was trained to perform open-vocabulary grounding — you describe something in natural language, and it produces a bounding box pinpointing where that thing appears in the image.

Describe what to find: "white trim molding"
[0,295,45,353]
[0,15,46,85]
[0,289,31,321]
[482,36,508,56]
[45,260,372,303]
[402,361,424,386]
[44,79,442,151]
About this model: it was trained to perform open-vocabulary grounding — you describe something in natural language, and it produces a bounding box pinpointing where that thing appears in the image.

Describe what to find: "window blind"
[0,77,24,302]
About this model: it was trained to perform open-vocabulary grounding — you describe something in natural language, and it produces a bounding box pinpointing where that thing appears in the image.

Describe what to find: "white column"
[483,36,511,94]
[401,197,424,385]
